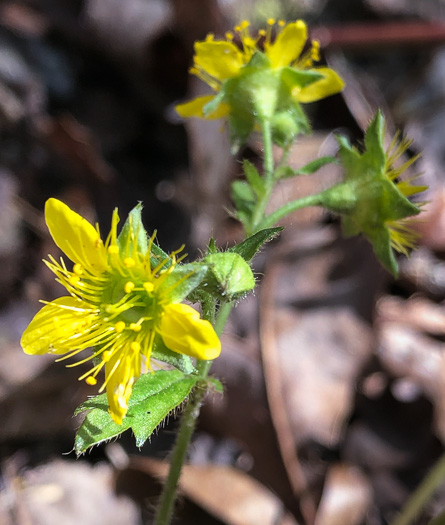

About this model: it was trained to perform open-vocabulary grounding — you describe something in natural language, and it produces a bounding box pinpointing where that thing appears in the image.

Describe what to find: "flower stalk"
[154,301,233,525]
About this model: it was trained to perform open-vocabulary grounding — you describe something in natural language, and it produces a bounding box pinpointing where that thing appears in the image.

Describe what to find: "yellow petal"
[160,304,221,360]
[21,296,97,355]
[266,20,307,69]
[295,67,345,103]
[176,95,230,120]
[105,351,137,425]
[194,40,244,81]
[45,198,108,274]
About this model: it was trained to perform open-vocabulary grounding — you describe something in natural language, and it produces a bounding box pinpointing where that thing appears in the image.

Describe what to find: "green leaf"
[229,227,283,261]
[243,159,265,198]
[75,370,199,453]
[276,156,338,179]
[231,180,256,229]
[162,262,208,302]
[117,203,149,256]
[152,336,196,374]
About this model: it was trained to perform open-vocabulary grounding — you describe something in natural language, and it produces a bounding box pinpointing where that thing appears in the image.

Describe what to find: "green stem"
[154,300,234,525]
[249,119,275,234]
[391,452,445,525]
[258,193,323,230]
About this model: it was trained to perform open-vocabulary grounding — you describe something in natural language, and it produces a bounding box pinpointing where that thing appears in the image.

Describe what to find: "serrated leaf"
[74,370,199,453]
[152,336,196,374]
[229,227,282,261]
[276,156,337,179]
[243,159,265,198]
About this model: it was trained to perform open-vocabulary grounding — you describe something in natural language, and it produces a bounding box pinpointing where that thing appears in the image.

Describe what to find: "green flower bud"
[203,252,255,301]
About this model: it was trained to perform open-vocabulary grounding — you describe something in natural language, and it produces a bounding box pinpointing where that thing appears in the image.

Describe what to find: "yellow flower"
[21,199,221,425]
[176,19,344,145]
[319,112,426,275]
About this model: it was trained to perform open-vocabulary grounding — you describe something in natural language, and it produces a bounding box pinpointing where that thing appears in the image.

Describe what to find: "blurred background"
[2,0,445,523]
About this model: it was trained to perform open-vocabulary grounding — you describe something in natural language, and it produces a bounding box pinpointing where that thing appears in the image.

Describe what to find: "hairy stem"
[258,193,323,230]
[249,119,275,234]
[153,300,233,525]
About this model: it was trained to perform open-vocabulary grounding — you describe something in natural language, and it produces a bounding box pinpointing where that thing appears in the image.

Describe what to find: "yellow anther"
[73,263,83,275]
[267,18,275,26]
[234,25,241,32]
[102,350,112,362]
[130,323,142,332]
[311,40,321,61]
[143,282,154,293]
[130,342,141,352]
[115,321,126,333]
[278,20,286,27]
[241,20,250,29]
[69,275,80,286]
[123,257,135,268]
[124,281,135,294]
[205,33,214,42]
[258,29,266,37]
[108,245,119,255]
[225,31,234,40]
[86,376,97,386]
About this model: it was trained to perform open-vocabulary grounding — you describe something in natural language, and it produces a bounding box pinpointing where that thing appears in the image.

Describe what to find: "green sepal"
[202,252,255,300]
[246,50,271,69]
[225,52,278,146]
[203,89,226,117]
[161,262,208,302]
[243,159,265,198]
[207,238,218,255]
[281,67,324,89]
[229,227,283,261]
[150,243,172,269]
[117,203,148,256]
[74,370,199,453]
[362,110,386,172]
[276,156,338,179]
[366,227,398,276]
[116,203,172,269]
[152,335,196,374]
[208,376,223,394]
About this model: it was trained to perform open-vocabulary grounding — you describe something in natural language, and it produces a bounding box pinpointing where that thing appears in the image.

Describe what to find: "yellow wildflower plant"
[21,198,221,425]
[176,19,344,146]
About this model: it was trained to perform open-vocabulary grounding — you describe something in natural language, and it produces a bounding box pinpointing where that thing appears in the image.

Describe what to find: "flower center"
[103,275,163,333]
